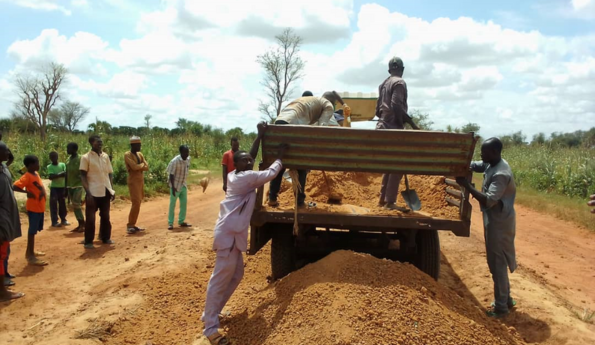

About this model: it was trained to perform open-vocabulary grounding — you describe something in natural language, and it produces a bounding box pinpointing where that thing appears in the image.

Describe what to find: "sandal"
[168,225,174,230]
[27,258,48,266]
[0,291,25,302]
[34,251,46,257]
[486,308,509,318]
[207,332,230,345]
[179,223,192,228]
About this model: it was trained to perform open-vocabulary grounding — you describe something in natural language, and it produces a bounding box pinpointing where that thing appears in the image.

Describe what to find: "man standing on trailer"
[375,57,420,211]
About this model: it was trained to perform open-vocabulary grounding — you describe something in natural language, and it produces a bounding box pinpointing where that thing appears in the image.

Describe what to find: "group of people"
[0,57,592,344]
[0,132,195,302]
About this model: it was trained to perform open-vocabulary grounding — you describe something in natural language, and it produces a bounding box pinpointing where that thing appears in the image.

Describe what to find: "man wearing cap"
[376,57,420,211]
[124,136,149,234]
[267,91,346,207]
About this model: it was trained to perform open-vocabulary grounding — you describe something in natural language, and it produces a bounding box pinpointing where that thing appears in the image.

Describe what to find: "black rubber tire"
[271,229,296,280]
[414,230,440,280]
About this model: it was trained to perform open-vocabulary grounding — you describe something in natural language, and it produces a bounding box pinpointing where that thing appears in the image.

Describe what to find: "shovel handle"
[404,175,410,190]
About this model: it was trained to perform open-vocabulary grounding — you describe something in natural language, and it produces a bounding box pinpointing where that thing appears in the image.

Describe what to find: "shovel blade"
[401,189,422,211]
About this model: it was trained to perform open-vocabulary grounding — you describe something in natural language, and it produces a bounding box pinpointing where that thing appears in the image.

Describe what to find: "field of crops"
[502,145,595,199]
[3,132,594,203]
[3,131,257,196]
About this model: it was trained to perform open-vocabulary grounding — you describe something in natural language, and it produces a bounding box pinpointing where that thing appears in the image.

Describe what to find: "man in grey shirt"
[375,57,419,211]
[456,138,517,317]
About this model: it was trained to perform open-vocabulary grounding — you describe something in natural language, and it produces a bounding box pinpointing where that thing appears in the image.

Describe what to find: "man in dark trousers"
[456,138,517,317]
[375,56,419,211]
[80,135,115,249]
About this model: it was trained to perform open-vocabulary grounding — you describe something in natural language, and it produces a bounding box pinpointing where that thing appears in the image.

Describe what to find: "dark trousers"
[85,189,112,244]
[269,168,307,205]
[50,187,67,225]
[3,243,9,277]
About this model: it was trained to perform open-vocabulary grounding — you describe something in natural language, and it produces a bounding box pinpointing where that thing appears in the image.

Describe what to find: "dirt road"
[1,180,594,344]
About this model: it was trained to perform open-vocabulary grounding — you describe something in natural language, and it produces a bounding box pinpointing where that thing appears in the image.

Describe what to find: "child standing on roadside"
[48,151,69,228]
[13,155,48,266]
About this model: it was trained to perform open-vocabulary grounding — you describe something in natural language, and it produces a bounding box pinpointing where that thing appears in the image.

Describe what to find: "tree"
[48,101,90,132]
[13,62,67,141]
[460,122,481,135]
[225,127,245,140]
[88,119,112,134]
[144,114,152,129]
[257,28,305,123]
[408,110,434,130]
[501,131,526,147]
[531,132,546,146]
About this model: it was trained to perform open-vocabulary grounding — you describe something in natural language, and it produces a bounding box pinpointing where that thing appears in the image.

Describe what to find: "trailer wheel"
[271,228,296,280]
[414,230,440,280]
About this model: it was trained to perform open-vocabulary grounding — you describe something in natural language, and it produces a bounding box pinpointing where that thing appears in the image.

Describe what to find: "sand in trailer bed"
[226,250,524,345]
[273,171,461,220]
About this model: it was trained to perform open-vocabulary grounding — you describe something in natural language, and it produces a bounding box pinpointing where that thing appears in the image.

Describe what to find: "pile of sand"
[227,250,524,345]
[275,171,460,219]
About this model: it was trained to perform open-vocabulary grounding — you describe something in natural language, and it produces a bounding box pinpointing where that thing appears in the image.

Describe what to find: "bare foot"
[0,290,25,302]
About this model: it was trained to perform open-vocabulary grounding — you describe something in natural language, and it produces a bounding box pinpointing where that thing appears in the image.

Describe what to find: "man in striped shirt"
[167,145,191,230]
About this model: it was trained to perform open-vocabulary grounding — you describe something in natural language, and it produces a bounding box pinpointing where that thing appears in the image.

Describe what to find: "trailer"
[248,124,477,280]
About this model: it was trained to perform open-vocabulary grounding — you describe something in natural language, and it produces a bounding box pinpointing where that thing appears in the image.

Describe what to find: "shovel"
[400,175,421,211]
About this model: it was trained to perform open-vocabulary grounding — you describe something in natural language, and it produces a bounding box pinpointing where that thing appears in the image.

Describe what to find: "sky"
[0,0,594,139]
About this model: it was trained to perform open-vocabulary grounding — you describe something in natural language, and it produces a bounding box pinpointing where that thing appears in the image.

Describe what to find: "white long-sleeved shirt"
[212,159,283,252]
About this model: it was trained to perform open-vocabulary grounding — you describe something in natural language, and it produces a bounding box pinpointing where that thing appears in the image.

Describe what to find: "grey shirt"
[0,163,22,242]
[471,159,517,272]
[375,76,408,129]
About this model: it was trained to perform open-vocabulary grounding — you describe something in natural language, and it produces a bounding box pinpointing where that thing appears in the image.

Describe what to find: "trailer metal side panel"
[262,125,477,176]
[248,126,478,255]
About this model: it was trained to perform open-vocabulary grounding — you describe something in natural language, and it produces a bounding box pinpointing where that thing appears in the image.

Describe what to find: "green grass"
[470,144,594,231]
[4,131,256,198]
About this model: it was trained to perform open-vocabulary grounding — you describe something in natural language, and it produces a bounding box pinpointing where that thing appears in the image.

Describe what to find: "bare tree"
[144,114,152,129]
[13,62,67,141]
[257,28,305,123]
[49,101,90,132]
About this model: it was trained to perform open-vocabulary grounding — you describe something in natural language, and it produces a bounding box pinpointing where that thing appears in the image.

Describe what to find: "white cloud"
[559,0,595,19]
[70,71,149,99]
[1,1,593,138]
[2,0,72,15]
[7,29,109,75]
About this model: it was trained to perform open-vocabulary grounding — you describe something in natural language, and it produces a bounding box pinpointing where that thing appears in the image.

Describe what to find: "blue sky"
[0,0,594,139]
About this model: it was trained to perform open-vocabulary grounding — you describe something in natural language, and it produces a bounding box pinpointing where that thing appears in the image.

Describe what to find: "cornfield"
[503,145,595,199]
[3,131,257,194]
[4,132,593,201]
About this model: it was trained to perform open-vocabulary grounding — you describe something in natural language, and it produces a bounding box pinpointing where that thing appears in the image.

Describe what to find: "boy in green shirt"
[48,151,69,228]
[66,143,85,232]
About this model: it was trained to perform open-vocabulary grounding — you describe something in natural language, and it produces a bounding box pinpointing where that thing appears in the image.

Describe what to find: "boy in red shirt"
[221,137,239,192]
[13,155,48,266]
